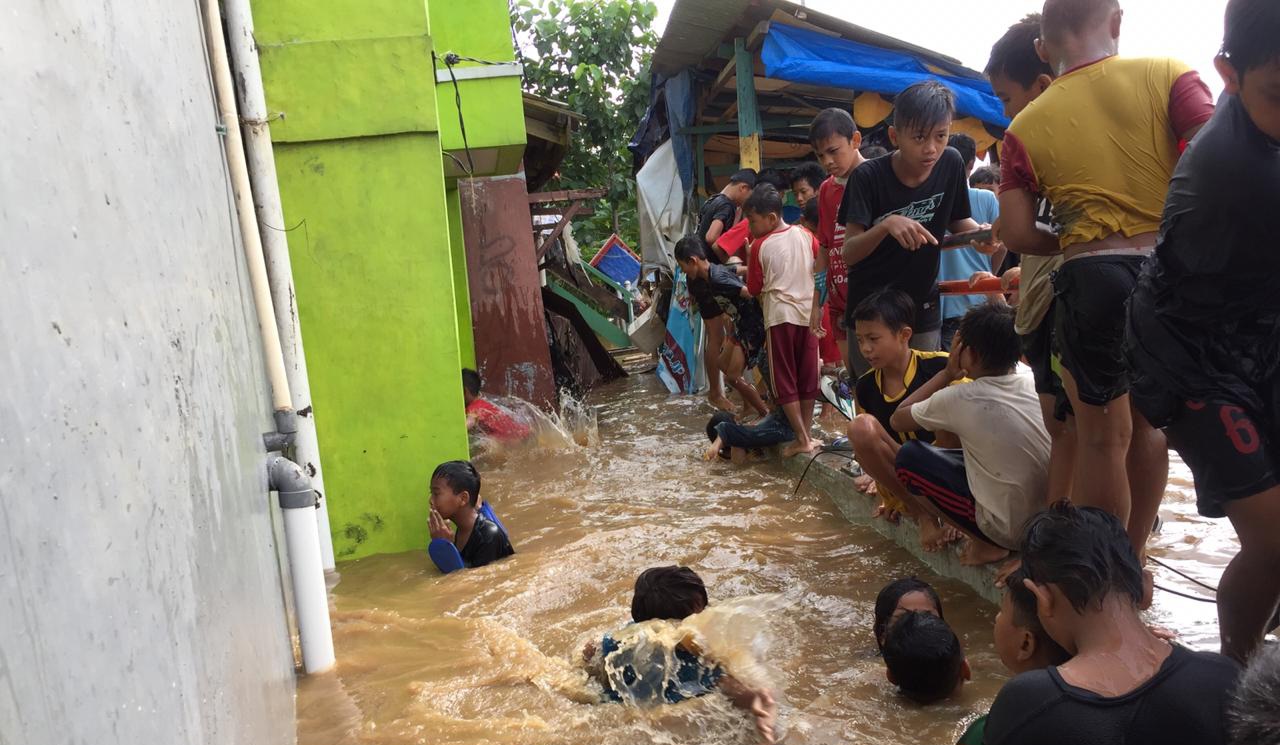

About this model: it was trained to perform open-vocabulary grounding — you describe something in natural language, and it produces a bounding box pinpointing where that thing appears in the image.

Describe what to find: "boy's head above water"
[874,576,944,648]
[461,368,482,405]
[994,566,1071,675]
[808,107,863,178]
[852,289,916,371]
[985,13,1055,120]
[631,566,708,622]
[882,611,970,705]
[430,460,481,519]
[889,81,956,172]
[1217,0,1280,141]
[743,184,784,238]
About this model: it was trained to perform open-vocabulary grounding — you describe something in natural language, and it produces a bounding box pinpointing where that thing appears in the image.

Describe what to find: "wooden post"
[734,37,762,172]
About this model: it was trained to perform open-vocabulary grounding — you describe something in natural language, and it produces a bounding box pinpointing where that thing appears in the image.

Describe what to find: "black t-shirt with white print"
[696,194,738,264]
[838,147,972,332]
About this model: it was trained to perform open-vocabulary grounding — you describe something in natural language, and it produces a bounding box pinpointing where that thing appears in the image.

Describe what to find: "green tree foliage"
[512,0,658,258]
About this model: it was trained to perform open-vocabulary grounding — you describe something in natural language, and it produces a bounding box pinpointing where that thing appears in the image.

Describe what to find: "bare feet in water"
[781,438,823,458]
[959,538,1011,566]
[708,394,737,413]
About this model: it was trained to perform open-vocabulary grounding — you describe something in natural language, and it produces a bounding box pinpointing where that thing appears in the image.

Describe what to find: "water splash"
[471,391,600,457]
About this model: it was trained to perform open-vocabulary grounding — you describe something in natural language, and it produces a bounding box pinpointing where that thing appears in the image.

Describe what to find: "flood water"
[297,373,1237,745]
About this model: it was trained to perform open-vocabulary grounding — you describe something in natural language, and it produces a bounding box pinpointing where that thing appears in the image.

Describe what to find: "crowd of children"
[426,0,1280,741]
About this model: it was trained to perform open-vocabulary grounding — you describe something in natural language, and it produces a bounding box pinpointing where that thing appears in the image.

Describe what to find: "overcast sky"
[651,0,1228,97]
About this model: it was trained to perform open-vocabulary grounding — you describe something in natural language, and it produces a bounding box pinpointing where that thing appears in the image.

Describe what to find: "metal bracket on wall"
[434,61,523,84]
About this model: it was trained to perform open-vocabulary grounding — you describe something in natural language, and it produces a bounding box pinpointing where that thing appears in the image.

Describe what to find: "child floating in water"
[462,368,531,444]
[873,577,968,705]
[428,460,513,573]
[582,566,778,742]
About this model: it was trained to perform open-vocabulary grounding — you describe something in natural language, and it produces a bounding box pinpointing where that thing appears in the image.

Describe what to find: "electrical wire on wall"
[433,51,515,178]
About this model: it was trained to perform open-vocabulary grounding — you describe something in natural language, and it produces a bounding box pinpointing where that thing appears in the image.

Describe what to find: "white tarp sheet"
[636,139,690,273]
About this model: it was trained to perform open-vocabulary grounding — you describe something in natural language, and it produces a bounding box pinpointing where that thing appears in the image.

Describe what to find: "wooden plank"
[734,37,762,172]
[535,200,587,260]
[530,204,595,217]
[527,188,606,204]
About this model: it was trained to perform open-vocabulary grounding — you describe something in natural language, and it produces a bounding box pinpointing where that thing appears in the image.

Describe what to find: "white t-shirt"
[756,224,814,328]
[909,368,1050,548]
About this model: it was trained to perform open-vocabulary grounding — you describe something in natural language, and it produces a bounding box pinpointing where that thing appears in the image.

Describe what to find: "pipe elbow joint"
[268,454,317,510]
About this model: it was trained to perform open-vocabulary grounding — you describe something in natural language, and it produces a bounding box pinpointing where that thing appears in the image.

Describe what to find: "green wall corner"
[446,185,476,369]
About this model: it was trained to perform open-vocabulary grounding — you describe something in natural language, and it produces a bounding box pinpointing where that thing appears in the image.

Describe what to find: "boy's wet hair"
[631,566,709,622]
[948,133,978,170]
[791,162,828,193]
[893,81,956,135]
[1020,502,1144,613]
[985,14,1054,88]
[957,304,1021,373]
[1222,0,1280,77]
[1230,643,1280,745]
[801,199,820,229]
[706,411,735,442]
[852,289,916,334]
[462,368,482,397]
[744,184,783,217]
[1041,0,1120,45]
[674,235,708,263]
[882,611,965,705]
[1005,567,1071,665]
[432,460,481,506]
[970,165,1000,187]
[728,168,758,187]
[809,107,857,145]
[860,144,890,160]
[874,577,943,646]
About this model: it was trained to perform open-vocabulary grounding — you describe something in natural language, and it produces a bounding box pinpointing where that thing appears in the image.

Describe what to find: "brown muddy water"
[297,373,1237,745]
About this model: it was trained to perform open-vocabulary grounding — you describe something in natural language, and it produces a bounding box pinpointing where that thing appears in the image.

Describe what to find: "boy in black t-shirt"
[676,236,769,418]
[839,81,998,361]
[428,460,514,570]
[845,289,956,548]
[696,168,757,264]
[1125,0,1280,663]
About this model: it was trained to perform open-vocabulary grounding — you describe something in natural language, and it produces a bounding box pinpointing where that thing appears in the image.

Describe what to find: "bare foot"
[918,520,963,552]
[781,439,822,458]
[708,394,737,413]
[959,539,1011,566]
[855,475,878,495]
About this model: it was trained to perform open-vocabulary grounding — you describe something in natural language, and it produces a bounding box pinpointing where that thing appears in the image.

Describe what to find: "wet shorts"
[894,441,998,546]
[1052,255,1145,406]
[1161,399,1280,518]
[767,323,820,406]
[730,316,767,373]
[1020,300,1071,421]
[715,409,795,450]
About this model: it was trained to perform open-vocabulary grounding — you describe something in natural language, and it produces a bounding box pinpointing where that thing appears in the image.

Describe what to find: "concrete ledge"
[782,451,1002,605]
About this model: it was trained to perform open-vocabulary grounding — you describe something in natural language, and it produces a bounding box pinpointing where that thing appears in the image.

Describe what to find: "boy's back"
[751,224,816,327]
[839,148,972,334]
[1002,56,1212,248]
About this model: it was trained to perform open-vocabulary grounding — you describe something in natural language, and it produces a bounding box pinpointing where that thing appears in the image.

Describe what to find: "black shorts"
[1162,399,1280,518]
[1052,255,1145,406]
[894,441,997,545]
[1020,301,1072,421]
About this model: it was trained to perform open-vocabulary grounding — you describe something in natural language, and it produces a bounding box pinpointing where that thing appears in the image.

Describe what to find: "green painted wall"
[446,185,476,369]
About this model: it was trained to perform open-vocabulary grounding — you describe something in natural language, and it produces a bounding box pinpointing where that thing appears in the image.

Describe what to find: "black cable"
[1153,582,1217,604]
[1149,555,1219,594]
[437,52,475,177]
[792,447,854,498]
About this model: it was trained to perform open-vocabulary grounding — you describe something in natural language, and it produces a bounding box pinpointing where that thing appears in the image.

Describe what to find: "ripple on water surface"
[297,374,1236,745]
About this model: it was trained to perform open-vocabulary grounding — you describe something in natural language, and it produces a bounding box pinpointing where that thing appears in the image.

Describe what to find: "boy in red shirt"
[746,185,823,456]
[462,368,531,443]
[808,108,866,374]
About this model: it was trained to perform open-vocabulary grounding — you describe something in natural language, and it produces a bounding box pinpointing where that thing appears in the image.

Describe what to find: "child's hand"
[883,215,937,251]
[945,338,968,381]
[810,317,827,339]
[429,508,453,541]
[582,640,597,663]
[970,222,1003,255]
[1000,265,1022,292]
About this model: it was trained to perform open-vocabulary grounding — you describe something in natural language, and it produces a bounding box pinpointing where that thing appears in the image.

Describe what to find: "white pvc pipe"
[223,0,336,570]
[201,0,335,673]
[282,489,336,673]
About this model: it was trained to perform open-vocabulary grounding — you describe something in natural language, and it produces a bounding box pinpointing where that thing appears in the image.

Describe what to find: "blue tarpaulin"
[761,24,1010,128]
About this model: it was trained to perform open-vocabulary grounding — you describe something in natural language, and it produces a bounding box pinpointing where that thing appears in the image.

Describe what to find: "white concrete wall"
[0,2,297,743]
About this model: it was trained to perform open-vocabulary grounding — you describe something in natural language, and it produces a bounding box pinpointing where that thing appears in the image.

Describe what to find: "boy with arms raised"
[840,81,996,372]
[996,0,1214,555]
[745,184,823,456]
[845,290,957,547]
[890,304,1050,565]
[1126,0,1280,663]
[809,108,866,373]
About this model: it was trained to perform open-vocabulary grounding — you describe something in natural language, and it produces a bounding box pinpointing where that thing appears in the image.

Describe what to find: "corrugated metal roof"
[653,0,977,78]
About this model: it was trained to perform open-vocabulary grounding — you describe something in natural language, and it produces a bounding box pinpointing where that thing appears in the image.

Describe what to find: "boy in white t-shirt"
[888,304,1050,565]
[745,184,824,456]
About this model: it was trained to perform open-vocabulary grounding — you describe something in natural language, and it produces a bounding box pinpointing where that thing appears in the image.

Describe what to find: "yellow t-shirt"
[1002,56,1202,250]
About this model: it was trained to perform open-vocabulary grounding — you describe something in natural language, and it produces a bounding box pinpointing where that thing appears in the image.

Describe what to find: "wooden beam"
[734,38,763,172]
[535,200,588,260]
[697,56,738,118]
[527,188,606,204]
[530,204,594,217]
[678,117,813,135]
[709,160,816,177]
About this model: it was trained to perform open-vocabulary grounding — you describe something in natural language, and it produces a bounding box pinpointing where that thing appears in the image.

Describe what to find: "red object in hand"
[938,276,1018,295]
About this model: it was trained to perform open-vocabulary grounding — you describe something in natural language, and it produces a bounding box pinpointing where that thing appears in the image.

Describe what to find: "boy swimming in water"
[462,368,531,444]
[428,460,514,571]
[581,566,777,742]
[873,576,945,649]
[882,611,971,705]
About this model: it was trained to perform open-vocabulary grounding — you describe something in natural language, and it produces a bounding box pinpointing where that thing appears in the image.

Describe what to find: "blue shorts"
[715,409,794,450]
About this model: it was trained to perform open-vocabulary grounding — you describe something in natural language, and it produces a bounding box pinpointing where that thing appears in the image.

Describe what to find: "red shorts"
[767,323,820,405]
[819,306,841,363]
